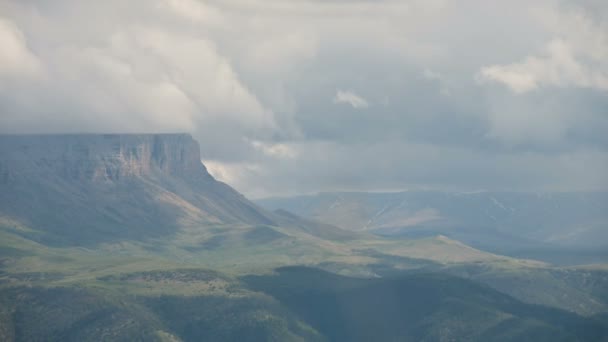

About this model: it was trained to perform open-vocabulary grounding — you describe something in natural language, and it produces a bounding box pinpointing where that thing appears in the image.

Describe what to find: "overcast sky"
[1,0,607,197]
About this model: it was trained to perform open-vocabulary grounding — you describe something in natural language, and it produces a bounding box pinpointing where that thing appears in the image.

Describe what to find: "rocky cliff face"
[0,134,274,246]
[0,134,212,183]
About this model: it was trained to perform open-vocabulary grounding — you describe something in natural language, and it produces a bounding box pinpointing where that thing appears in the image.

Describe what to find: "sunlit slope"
[0,215,525,278]
[4,219,608,318]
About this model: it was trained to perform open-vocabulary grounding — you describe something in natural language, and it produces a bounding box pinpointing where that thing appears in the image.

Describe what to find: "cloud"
[478,39,608,93]
[478,4,608,93]
[206,140,608,198]
[333,90,370,109]
[478,64,539,93]
[161,0,224,26]
[0,0,278,160]
[0,17,42,78]
[251,140,298,159]
[0,0,607,196]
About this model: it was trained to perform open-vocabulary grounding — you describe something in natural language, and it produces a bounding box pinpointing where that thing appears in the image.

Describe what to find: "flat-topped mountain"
[0,133,275,245]
[0,134,210,182]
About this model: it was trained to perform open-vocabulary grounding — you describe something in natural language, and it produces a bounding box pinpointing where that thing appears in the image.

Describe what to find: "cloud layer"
[1,0,607,197]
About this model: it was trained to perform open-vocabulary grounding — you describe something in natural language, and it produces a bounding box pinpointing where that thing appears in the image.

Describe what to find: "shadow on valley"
[243,267,608,342]
[1,267,608,341]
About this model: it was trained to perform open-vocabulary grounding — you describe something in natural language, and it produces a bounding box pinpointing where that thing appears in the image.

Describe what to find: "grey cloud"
[0,0,606,196]
[209,141,608,198]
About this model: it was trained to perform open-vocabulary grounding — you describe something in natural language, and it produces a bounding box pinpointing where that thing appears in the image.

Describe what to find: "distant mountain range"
[256,191,608,264]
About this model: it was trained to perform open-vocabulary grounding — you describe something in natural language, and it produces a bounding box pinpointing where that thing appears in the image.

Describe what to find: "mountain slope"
[0,134,521,269]
[272,209,363,241]
[1,266,606,342]
[0,273,324,342]
[0,134,275,246]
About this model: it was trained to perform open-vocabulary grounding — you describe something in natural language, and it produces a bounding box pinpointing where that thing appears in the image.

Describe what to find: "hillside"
[1,134,608,341]
[245,267,607,341]
[0,134,276,246]
[256,191,608,264]
[0,134,519,271]
[1,266,607,342]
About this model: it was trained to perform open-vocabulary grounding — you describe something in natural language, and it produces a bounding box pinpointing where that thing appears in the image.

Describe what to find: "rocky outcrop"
[0,134,275,246]
[0,134,212,182]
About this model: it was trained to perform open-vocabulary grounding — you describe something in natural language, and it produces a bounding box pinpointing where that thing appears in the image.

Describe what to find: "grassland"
[2,217,608,341]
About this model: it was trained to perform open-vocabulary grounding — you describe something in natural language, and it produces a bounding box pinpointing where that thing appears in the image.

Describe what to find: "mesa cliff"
[0,134,212,183]
[0,134,274,245]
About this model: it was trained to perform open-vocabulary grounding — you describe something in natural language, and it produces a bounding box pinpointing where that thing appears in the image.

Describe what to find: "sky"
[0,0,607,197]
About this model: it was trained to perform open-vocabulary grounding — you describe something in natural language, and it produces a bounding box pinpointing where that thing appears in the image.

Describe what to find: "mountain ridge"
[0,133,276,245]
[0,133,212,181]
[255,191,608,264]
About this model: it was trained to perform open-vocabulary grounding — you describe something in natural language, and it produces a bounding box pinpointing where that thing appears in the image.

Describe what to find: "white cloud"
[478,64,539,93]
[161,0,224,26]
[251,140,297,159]
[477,4,608,94]
[478,39,608,93]
[0,17,42,78]
[0,3,277,140]
[204,160,250,185]
[333,90,370,109]
[124,27,275,130]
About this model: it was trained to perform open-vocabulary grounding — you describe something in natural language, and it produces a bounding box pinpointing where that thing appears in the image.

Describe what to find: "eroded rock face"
[0,134,211,182]
[0,133,274,246]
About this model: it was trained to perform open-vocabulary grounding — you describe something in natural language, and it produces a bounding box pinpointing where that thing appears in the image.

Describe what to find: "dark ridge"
[243,267,608,342]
